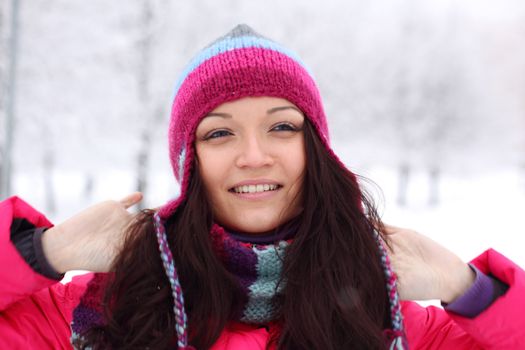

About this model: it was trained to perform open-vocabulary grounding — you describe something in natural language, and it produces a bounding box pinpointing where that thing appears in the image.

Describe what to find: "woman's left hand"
[382,225,476,303]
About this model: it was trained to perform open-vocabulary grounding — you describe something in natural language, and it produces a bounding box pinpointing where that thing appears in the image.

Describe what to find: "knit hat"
[157,24,329,220]
[154,24,407,349]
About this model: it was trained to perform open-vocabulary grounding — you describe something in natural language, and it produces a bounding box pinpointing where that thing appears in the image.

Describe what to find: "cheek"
[287,140,306,181]
[196,147,230,198]
[275,139,306,208]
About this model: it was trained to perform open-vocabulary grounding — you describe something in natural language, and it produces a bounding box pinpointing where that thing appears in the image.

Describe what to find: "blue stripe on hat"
[172,34,313,99]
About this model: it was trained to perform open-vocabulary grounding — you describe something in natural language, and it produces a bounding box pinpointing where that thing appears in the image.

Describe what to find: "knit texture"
[70,273,109,347]
[69,222,406,349]
[70,24,407,349]
[211,223,407,348]
[211,224,288,324]
[69,223,288,347]
[158,23,329,220]
[155,23,407,348]
[154,213,190,348]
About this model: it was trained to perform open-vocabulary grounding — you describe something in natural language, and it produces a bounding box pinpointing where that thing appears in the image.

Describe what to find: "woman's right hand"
[41,192,143,273]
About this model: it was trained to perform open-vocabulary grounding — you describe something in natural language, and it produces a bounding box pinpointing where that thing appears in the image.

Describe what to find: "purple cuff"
[442,264,495,318]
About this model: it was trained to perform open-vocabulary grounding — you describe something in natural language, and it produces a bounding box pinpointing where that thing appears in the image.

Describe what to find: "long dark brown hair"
[77,119,390,349]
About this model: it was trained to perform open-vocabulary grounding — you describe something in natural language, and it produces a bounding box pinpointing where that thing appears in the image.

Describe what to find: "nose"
[235,133,274,168]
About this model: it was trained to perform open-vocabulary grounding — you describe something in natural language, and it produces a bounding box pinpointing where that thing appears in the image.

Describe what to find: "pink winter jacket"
[1,196,524,349]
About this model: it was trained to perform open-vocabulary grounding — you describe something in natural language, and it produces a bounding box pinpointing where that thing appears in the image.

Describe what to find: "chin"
[224,216,282,234]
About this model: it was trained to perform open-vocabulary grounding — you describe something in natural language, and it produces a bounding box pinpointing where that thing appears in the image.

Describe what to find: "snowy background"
[1,0,524,275]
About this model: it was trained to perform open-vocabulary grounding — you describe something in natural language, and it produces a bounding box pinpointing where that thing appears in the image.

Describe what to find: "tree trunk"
[397,163,410,207]
[0,149,4,199]
[520,161,525,191]
[134,0,153,210]
[43,147,56,215]
[84,173,94,201]
[136,131,150,210]
[0,0,20,199]
[428,167,440,207]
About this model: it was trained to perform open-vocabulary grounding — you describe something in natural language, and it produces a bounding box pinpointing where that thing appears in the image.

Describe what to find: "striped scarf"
[70,218,407,349]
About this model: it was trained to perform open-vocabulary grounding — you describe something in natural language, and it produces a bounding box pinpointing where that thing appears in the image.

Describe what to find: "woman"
[1,24,524,349]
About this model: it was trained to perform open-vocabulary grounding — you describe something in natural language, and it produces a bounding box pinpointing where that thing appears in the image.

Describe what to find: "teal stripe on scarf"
[241,241,288,324]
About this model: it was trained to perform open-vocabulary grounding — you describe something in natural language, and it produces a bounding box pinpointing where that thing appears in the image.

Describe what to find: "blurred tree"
[0,1,6,196]
[8,0,525,214]
[134,0,171,209]
[0,0,20,200]
[385,3,470,207]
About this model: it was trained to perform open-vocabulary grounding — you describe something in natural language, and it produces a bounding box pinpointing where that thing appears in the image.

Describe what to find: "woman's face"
[195,96,306,234]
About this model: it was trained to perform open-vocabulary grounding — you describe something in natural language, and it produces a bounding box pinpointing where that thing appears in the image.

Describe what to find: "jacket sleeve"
[403,249,525,350]
[0,196,91,348]
[0,196,61,310]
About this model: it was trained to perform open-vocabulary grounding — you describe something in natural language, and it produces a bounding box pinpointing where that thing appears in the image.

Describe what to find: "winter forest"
[1,0,524,270]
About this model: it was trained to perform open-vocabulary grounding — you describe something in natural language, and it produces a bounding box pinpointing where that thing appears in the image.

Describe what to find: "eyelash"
[204,130,232,140]
[202,122,300,141]
[271,122,298,132]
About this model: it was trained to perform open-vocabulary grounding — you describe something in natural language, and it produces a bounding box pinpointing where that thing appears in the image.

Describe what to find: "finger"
[119,192,143,209]
[382,224,403,235]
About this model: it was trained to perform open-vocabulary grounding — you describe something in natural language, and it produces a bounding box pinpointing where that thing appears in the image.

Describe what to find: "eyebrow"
[204,106,303,119]
[205,112,232,118]
[267,106,303,115]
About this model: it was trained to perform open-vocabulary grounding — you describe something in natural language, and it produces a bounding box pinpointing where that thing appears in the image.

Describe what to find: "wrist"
[440,263,476,304]
[41,225,73,273]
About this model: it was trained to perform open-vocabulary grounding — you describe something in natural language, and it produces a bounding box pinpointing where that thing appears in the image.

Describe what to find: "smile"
[230,184,282,194]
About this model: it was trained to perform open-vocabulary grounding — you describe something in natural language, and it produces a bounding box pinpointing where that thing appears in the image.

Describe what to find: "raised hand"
[383,224,476,303]
[41,193,143,273]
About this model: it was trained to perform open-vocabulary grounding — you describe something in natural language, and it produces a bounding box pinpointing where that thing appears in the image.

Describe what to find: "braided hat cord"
[153,213,192,349]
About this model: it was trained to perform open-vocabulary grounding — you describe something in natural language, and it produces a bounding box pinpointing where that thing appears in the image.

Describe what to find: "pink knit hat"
[153,24,407,350]
[157,24,330,220]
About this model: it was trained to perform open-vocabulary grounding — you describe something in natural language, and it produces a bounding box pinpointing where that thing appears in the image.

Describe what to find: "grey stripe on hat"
[203,24,269,49]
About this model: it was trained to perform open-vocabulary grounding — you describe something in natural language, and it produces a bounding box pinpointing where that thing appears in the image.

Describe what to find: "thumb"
[382,224,402,235]
[119,192,143,209]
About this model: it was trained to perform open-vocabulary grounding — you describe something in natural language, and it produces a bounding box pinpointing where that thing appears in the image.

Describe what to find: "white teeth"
[233,184,279,193]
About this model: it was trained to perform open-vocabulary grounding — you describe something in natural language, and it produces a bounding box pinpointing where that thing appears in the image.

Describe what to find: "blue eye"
[205,130,232,140]
[271,123,297,132]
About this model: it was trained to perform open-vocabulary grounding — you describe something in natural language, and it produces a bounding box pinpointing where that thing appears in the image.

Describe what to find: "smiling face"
[195,96,306,234]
